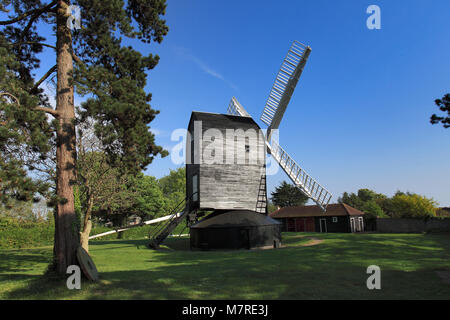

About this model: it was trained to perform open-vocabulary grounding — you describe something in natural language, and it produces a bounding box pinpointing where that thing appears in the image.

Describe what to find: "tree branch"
[1,42,83,65]
[34,106,59,116]
[31,65,57,92]
[0,41,57,50]
[0,92,20,104]
[0,1,57,25]
[22,42,56,50]
[72,52,82,65]
[1,92,59,117]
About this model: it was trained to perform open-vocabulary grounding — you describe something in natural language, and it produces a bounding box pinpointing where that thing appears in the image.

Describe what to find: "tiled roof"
[269,203,365,218]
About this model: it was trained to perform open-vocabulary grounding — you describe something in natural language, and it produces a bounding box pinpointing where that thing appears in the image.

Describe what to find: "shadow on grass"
[3,233,450,299]
[0,248,52,273]
[5,253,449,300]
[89,239,148,250]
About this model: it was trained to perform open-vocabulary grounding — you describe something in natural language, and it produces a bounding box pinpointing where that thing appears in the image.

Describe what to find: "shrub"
[0,217,190,248]
[389,192,437,219]
[0,218,54,248]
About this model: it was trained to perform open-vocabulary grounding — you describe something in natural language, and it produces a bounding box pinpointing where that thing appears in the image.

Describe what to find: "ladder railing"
[267,140,332,211]
[255,174,267,214]
[148,192,198,248]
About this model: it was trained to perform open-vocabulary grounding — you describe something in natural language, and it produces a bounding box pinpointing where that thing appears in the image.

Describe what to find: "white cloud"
[173,45,238,91]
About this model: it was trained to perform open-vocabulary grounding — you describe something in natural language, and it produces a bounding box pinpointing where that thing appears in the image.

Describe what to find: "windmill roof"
[189,111,261,130]
[269,203,365,218]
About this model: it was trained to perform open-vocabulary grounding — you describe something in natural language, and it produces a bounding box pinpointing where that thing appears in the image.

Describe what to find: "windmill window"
[332,217,338,223]
[245,145,250,152]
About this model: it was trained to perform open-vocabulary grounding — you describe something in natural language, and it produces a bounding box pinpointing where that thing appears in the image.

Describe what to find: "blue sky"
[3,0,450,206]
[143,0,450,206]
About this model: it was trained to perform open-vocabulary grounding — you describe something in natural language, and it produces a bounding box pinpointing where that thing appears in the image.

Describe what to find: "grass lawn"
[0,232,449,299]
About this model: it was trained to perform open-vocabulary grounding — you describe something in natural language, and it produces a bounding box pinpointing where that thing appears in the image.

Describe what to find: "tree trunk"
[80,219,91,252]
[80,191,94,252]
[53,0,79,274]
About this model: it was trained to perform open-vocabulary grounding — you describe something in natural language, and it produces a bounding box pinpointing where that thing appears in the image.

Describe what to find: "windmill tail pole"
[88,213,184,240]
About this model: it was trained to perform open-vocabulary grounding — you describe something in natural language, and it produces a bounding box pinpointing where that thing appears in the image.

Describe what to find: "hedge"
[0,218,189,249]
[0,218,54,249]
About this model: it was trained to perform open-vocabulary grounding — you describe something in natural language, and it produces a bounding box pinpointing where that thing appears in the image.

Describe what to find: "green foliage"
[73,0,170,172]
[74,186,82,219]
[270,181,309,208]
[1,0,170,272]
[430,93,450,128]
[77,151,138,225]
[0,0,169,204]
[339,189,387,210]
[128,173,167,218]
[0,43,53,204]
[339,189,438,219]
[0,214,190,248]
[158,167,186,214]
[0,199,35,221]
[436,208,450,217]
[76,165,185,226]
[361,201,387,220]
[388,192,437,218]
[0,217,54,249]
[267,201,279,214]
[338,189,388,220]
[89,219,189,242]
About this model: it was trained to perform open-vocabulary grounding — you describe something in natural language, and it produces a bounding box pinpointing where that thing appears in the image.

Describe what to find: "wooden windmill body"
[149,41,332,250]
[186,111,267,214]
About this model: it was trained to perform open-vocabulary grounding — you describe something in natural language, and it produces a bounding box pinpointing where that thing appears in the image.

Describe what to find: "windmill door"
[239,229,250,249]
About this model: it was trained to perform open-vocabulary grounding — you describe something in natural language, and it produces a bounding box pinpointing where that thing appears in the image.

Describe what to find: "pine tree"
[430,93,450,128]
[270,181,309,208]
[0,0,168,274]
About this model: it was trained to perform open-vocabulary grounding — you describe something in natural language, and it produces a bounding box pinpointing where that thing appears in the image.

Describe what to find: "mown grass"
[0,232,449,300]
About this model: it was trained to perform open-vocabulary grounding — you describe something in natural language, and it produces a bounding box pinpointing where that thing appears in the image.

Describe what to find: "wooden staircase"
[148,193,197,249]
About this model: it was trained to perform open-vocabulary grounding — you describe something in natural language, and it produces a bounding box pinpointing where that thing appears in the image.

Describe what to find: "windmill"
[227,40,332,211]
[147,40,332,250]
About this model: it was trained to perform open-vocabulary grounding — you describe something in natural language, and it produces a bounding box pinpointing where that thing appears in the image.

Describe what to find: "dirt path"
[282,235,324,248]
[301,237,324,247]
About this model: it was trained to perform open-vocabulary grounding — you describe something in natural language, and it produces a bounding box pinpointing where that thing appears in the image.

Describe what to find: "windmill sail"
[260,41,311,137]
[267,140,332,211]
[227,96,251,117]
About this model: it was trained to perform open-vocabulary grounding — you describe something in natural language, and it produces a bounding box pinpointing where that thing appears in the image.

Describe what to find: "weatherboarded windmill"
[149,41,332,250]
